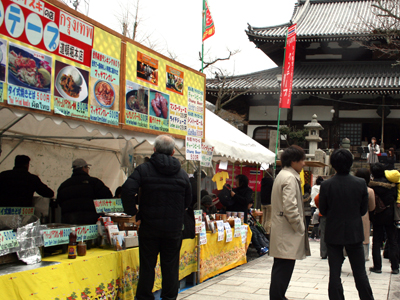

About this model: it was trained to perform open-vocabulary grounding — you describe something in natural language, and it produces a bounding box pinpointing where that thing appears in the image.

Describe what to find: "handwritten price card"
[0,230,19,251]
[42,225,98,247]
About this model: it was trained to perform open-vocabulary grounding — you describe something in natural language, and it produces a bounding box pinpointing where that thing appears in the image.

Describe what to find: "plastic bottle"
[68,227,77,259]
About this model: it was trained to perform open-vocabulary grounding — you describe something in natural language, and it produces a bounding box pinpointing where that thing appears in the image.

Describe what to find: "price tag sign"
[42,225,98,247]
[0,230,19,251]
[234,218,241,238]
[200,144,214,167]
[0,207,35,215]
[185,136,201,161]
[199,222,207,245]
[194,210,202,234]
[224,222,232,243]
[241,225,248,244]
[93,199,124,213]
[216,220,224,242]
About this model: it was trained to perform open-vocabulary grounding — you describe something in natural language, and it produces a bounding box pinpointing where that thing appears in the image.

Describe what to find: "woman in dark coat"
[227,174,253,223]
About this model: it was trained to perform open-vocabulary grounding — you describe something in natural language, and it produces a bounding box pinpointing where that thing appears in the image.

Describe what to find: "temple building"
[206,0,400,154]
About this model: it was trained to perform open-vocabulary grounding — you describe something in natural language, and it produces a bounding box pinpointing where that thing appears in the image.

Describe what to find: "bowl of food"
[126,88,148,114]
[55,66,88,102]
[94,80,115,108]
[8,45,51,92]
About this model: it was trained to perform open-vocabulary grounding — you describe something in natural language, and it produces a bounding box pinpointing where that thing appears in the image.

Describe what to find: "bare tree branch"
[199,49,241,71]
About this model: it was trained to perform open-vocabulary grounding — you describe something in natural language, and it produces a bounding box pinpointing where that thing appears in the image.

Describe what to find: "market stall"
[0,1,265,298]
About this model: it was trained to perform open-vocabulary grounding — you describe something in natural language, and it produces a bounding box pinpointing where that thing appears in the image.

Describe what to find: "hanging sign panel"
[0,0,206,139]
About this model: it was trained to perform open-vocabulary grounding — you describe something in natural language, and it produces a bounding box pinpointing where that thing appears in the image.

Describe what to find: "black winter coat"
[57,169,112,224]
[0,167,54,207]
[319,174,368,245]
[227,185,253,223]
[260,176,273,205]
[121,152,192,232]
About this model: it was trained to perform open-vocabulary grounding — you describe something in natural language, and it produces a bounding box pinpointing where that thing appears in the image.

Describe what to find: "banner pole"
[201,0,206,73]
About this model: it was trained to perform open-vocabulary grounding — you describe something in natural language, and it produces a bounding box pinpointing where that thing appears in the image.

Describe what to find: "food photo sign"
[0,0,205,140]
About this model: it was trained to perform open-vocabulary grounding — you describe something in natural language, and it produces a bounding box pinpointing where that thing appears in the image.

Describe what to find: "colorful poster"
[7,43,52,111]
[54,60,89,118]
[125,80,149,129]
[166,65,184,95]
[169,103,187,132]
[201,144,214,167]
[1,0,93,66]
[89,49,120,125]
[149,90,169,132]
[187,86,204,137]
[0,38,6,83]
[137,51,158,86]
[0,230,19,251]
[186,136,201,161]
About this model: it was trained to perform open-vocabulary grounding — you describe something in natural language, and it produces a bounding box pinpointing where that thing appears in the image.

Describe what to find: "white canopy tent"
[205,109,275,165]
[0,107,275,195]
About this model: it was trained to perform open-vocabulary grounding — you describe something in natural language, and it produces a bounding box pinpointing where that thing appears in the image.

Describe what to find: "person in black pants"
[319,149,374,300]
[369,163,399,274]
[121,135,192,300]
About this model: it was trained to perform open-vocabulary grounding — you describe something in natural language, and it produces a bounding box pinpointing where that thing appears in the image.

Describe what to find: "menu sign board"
[0,0,206,139]
[89,49,120,125]
[187,86,204,138]
[42,225,98,247]
[53,60,89,118]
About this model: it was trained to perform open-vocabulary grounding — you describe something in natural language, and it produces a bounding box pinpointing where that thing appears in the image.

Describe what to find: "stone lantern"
[304,114,324,155]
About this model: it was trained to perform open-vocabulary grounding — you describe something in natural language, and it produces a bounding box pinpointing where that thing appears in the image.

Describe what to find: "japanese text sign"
[279,24,297,109]
[186,136,201,161]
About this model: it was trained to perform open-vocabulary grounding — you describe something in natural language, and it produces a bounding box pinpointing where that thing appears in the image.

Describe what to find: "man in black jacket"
[0,155,54,207]
[121,135,191,300]
[319,149,374,300]
[57,158,112,225]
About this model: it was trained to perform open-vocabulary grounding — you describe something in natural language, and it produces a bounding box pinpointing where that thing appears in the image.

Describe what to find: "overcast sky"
[67,0,297,77]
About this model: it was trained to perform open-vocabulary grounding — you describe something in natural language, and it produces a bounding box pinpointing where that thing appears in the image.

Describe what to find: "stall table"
[0,227,251,299]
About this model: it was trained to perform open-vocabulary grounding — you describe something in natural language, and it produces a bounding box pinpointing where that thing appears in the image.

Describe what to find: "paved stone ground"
[178,239,399,300]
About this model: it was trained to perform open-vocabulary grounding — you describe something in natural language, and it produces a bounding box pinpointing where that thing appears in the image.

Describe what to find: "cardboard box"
[125,236,139,248]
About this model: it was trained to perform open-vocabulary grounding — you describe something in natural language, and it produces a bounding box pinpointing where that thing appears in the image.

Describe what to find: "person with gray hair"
[121,134,191,300]
[154,134,175,155]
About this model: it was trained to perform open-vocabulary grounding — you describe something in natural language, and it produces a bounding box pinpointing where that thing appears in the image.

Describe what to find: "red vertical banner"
[279,24,297,109]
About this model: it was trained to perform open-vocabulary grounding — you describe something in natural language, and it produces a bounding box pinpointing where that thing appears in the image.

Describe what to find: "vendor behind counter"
[57,158,113,225]
[0,155,54,207]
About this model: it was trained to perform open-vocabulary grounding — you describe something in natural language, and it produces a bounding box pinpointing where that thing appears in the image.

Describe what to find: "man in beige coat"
[270,146,311,300]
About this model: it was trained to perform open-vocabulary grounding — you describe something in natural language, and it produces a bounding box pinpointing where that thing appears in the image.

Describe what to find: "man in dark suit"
[319,149,374,300]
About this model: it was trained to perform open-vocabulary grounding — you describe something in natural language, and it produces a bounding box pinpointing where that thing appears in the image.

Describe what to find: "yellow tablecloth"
[200,228,252,282]
[0,227,251,299]
[0,238,197,300]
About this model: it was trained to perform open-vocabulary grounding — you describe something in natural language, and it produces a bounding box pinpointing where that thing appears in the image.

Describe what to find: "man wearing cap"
[57,158,112,224]
[0,155,54,207]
